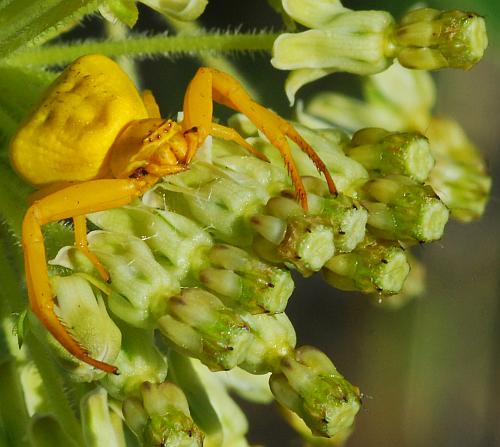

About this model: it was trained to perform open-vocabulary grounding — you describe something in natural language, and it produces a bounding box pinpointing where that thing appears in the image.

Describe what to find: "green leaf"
[16,310,28,350]
[0,0,102,58]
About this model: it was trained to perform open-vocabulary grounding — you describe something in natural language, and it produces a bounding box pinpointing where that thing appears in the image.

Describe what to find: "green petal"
[272,11,394,74]
[284,68,336,106]
[282,0,346,28]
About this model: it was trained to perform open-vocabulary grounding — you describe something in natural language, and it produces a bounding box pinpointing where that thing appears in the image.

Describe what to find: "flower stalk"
[4,32,279,67]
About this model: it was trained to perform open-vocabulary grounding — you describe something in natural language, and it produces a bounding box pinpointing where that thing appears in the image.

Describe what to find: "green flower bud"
[226,114,258,138]
[240,313,296,374]
[100,0,207,26]
[362,175,449,243]
[252,200,336,275]
[302,178,368,253]
[371,252,426,309]
[363,62,435,131]
[200,244,294,314]
[101,326,169,400]
[270,346,361,438]
[394,8,488,70]
[323,238,410,295]
[272,10,395,73]
[89,206,213,279]
[304,92,406,137]
[53,230,180,327]
[261,123,368,197]
[347,128,435,182]
[272,10,395,103]
[81,387,127,447]
[212,151,288,199]
[44,275,121,381]
[155,163,266,246]
[158,288,253,371]
[426,117,491,222]
[123,381,204,446]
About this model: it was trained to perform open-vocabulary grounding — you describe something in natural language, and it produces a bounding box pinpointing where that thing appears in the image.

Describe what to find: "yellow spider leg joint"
[180,67,337,211]
[22,178,151,373]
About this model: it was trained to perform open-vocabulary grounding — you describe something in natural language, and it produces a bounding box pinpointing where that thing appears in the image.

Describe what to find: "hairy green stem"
[24,333,85,444]
[0,293,29,446]
[0,227,84,445]
[166,17,262,101]
[5,32,279,66]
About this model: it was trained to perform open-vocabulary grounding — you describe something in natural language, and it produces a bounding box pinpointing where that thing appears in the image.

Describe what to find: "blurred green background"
[66,0,500,445]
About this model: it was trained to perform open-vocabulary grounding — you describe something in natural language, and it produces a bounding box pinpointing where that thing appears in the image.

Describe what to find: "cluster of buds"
[5,2,488,446]
[302,62,491,222]
[38,67,490,441]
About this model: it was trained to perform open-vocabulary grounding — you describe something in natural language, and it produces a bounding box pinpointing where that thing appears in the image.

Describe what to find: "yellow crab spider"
[9,54,336,373]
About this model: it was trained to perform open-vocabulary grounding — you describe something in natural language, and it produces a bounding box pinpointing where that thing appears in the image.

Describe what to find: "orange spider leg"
[210,123,269,162]
[181,68,337,211]
[28,181,77,203]
[143,164,187,178]
[22,178,151,373]
[29,184,112,282]
[73,215,110,282]
[142,89,162,119]
[266,114,337,196]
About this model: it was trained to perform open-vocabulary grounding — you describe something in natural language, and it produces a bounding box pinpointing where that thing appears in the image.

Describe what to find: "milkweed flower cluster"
[41,93,486,443]
[271,0,488,104]
[301,62,491,222]
[0,0,491,446]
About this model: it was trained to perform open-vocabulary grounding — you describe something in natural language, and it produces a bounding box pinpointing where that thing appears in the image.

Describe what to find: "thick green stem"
[25,333,85,444]
[0,340,30,447]
[5,32,279,66]
[0,226,84,445]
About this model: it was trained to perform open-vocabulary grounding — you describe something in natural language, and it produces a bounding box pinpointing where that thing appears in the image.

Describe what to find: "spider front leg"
[28,184,110,282]
[181,67,337,211]
[22,178,151,373]
[73,214,110,282]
